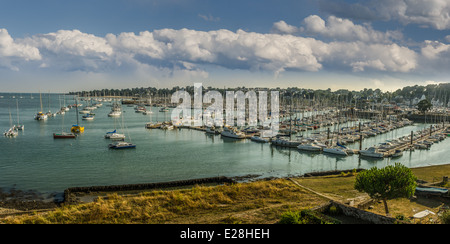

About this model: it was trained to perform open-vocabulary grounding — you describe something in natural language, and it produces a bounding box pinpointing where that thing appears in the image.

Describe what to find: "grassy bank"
[1,164,449,224]
[0,179,328,224]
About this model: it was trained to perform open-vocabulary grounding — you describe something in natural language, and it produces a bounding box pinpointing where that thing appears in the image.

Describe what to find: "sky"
[0,0,450,93]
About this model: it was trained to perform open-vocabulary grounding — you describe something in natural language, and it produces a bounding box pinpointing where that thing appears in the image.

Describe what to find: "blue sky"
[0,0,450,92]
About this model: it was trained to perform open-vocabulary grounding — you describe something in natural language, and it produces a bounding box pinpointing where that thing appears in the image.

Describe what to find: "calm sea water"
[0,93,448,196]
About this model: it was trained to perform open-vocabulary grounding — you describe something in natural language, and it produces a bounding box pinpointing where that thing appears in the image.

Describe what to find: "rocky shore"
[0,188,59,214]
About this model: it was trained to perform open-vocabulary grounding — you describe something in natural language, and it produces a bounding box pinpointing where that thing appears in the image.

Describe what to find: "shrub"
[440,210,450,224]
[278,209,341,224]
[279,210,305,224]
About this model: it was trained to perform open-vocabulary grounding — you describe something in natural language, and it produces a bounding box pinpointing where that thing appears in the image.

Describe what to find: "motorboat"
[359,147,385,158]
[205,126,221,135]
[271,137,302,148]
[391,149,403,158]
[53,132,76,139]
[82,114,94,120]
[323,146,348,156]
[145,122,161,129]
[108,141,136,149]
[143,110,153,115]
[135,106,146,113]
[250,136,269,143]
[220,127,246,139]
[79,109,90,114]
[161,124,174,130]
[414,143,429,149]
[297,143,322,152]
[159,107,169,112]
[108,111,121,117]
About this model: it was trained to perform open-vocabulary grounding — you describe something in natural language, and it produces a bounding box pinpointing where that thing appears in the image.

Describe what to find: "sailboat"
[35,92,48,121]
[54,105,76,139]
[105,111,125,140]
[143,96,153,115]
[4,109,18,137]
[108,99,122,117]
[323,118,348,156]
[108,106,135,149]
[71,97,85,133]
[159,94,169,112]
[13,100,24,130]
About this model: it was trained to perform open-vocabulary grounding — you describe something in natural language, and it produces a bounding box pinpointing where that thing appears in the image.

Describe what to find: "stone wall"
[314,201,407,224]
[64,176,236,203]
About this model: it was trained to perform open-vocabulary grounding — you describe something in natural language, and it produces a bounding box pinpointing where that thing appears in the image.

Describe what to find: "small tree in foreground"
[354,163,417,216]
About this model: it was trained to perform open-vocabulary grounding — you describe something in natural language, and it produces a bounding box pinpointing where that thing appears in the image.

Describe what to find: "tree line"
[69,83,450,108]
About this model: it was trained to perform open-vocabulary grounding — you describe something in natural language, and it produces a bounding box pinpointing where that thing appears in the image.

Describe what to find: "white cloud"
[421,40,450,59]
[420,40,450,72]
[391,0,450,30]
[271,20,300,34]
[25,29,113,57]
[0,27,428,77]
[0,28,41,70]
[320,0,450,30]
[302,15,402,43]
[319,42,417,72]
[21,29,113,72]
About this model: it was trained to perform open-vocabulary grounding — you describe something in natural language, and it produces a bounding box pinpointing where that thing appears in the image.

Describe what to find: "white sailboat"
[105,111,126,140]
[108,107,134,149]
[35,92,48,121]
[4,128,18,137]
[4,109,18,137]
[13,100,24,130]
[108,99,122,117]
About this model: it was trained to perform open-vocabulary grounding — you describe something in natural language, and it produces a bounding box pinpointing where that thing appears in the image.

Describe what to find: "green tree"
[354,163,417,216]
[417,99,432,114]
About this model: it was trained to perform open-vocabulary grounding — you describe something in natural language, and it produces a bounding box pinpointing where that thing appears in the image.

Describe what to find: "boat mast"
[39,91,43,113]
[16,99,20,125]
[75,96,79,125]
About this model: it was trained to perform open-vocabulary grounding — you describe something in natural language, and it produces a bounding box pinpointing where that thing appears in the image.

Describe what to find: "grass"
[2,164,449,224]
[0,179,329,224]
[411,164,450,183]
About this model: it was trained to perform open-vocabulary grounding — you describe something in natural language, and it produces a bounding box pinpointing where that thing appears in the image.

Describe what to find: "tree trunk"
[383,199,390,216]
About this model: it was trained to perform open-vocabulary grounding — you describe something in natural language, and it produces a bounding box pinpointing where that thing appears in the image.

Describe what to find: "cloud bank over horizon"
[0,0,449,92]
[0,22,444,75]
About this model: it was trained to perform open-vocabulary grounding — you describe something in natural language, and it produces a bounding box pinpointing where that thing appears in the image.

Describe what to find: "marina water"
[0,93,448,198]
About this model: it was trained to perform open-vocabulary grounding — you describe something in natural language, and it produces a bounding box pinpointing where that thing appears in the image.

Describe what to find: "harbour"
[1,91,450,201]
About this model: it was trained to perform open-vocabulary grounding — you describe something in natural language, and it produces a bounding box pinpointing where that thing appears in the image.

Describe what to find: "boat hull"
[108,143,136,149]
[53,133,76,139]
[221,132,245,139]
[323,148,348,156]
[298,146,322,152]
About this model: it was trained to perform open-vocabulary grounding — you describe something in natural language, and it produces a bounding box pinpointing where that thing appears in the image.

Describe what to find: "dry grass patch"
[1,179,328,224]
